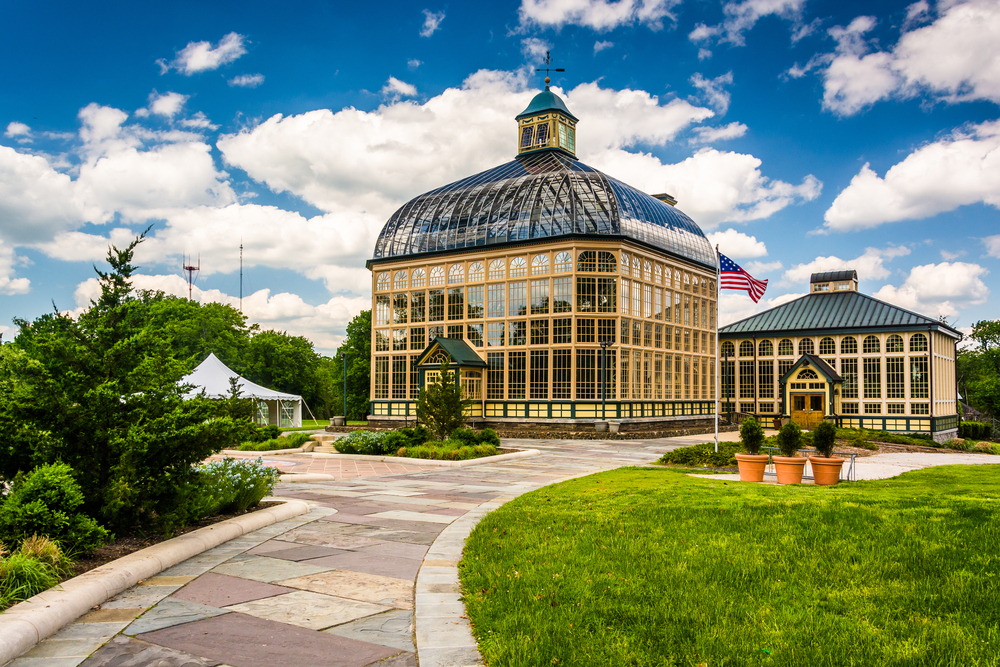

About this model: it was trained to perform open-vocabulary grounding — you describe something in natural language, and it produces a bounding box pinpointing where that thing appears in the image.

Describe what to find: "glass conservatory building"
[366,85,720,432]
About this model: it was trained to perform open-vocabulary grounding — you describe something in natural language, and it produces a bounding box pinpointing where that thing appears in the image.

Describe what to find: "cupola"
[515,81,578,158]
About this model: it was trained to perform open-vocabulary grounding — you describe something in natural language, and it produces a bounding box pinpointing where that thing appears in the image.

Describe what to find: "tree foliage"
[331,310,372,421]
[957,319,1000,417]
[416,362,467,440]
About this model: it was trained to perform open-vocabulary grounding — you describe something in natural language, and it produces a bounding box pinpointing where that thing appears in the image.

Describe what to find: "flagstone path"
[9,439,670,667]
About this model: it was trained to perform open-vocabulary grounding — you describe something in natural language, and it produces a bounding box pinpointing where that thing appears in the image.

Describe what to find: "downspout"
[928,325,935,435]
[752,334,758,415]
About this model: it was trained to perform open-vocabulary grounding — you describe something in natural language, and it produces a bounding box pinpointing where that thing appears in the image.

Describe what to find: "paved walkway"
[11,439,997,667]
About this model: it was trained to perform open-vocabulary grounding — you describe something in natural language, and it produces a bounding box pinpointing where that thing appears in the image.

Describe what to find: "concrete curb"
[307,448,542,467]
[219,445,313,456]
[0,498,310,666]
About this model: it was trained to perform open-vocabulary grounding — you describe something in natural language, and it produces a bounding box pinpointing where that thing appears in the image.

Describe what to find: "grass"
[459,465,1000,666]
[281,419,368,431]
[395,441,497,460]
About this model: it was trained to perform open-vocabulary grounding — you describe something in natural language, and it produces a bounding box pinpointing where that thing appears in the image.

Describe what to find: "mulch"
[69,501,282,578]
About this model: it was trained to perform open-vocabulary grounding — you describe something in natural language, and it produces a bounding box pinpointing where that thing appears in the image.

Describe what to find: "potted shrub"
[774,422,807,484]
[735,416,769,482]
[809,420,845,485]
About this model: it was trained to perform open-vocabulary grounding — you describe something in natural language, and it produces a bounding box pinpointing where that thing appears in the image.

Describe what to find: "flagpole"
[714,244,720,454]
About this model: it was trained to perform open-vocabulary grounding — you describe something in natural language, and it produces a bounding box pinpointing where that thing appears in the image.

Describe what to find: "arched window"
[778,339,794,356]
[577,251,597,272]
[721,341,735,357]
[799,338,814,355]
[683,273,691,291]
[411,268,426,287]
[597,251,617,273]
[887,334,904,352]
[739,341,754,357]
[633,256,641,276]
[393,270,408,290]
[841,336,857,354]
[798,368,819,380]
[759,340,773,356]
[554,252,572,273]
[376,272,389,291]
[654,264,662,284]
[674,270,681,289]
[468,262,484,282]
[488,259,506,280]
[644,261,652,282]
[531,254,549,275]
[620,252,630,275]
[510,256,527,277]
[429,266,445,286]
[819,337,836,355]
[909,333,928,352]
[448,264,464,284]
[863,335,880,354]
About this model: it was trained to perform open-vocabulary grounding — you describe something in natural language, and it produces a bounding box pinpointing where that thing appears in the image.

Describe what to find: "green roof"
[516,88,578,122]
[720,291,962,339]
[415,336,487,368]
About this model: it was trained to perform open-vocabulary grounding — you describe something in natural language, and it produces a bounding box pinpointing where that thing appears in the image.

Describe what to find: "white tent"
[180,353,303,427]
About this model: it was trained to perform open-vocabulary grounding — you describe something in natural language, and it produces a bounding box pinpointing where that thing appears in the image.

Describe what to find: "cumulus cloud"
[690,72,734,114]
[783,245,911,286]
[0,239,30,295]
[518,0,681,31]
[381,76,418,101]
[720,290,804,327]
[148,91,188,118]
[746,260,782,274]
[0,146,81,244]
[420,9,445,37]
[984,235,1000,258]
[229,73,265,88]
[689,0,808,47]
[824,120,1000,231]
[594,40,614,54]
[521,37,551,65]
[707,228,767,258]
[819,0,1000,116]
[158,32,247,75]
[407,59,423,69]
[698,48,713,60]
[690,121,747,144]
[5,122,31,143]
[873,261,990,318]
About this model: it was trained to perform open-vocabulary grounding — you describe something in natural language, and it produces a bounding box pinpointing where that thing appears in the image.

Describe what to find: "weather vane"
[536,51,564,89]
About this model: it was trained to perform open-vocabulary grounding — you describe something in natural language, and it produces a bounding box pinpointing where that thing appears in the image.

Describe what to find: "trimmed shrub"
[739,416,765,455]
[0,463,108,554]
[400,426,431,447]
[334,430,396,455]
[658,442,743,467]
[194,457,281,515]
[396,440,497,460]
[248,425,282,443]
[237,432,312,451]
[960,422,992,440]
[813,421,837,458]
[451,428,501,448]
[776,422,803,457]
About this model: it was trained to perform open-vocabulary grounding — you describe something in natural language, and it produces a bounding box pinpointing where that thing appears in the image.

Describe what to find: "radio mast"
[239,242,243,313]
[182,254,200,301]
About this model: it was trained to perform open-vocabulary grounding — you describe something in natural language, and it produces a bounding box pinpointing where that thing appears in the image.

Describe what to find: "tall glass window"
[531,280,550,314]
[576,349,596,399]
[553,317,572,344]
[487,322,505,347]
[863,358,881,399]
[576,318,595,343]
[739,360,755,398]
[508,321,527,346]
[447,288,464,320]
[887,357,905,399]
[530,319,549,345]
[654,288,663,320]
[553,277,572,313]
[467,285,483,319]
[633,350,642,399]
[410,327,425,350]
[393,328,407,351]
[392,356,407,399]
[552,350,572,399]
[633,320,642,347]
[597,278,616,312]
[393,294,408,323]
[428,290,444,321]
[644,284,653,319]
[487,284,505,318]
[467,323,484,347]
[410,292,425,322]
[530,350,548,399]
[842,358,858,399]
[508,352,526,399]
[758,360,774,398]
[376,295,390,325]
[487,352,504,399]
[598,319,616,344]
[577,277,596,312]
[509,282,527,317]
[910,357,929,398]
[374,356,389,399]
[632,282,641,318]
[620,279,630,315]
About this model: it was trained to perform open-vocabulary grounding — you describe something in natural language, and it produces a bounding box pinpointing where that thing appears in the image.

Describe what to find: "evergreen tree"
[416,362,467,439]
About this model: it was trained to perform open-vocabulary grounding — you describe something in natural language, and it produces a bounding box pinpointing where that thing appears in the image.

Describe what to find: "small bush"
[194,457,281,515]
[237,432,312,451]
[451,427,501,447]
[739,417,765,455]
[813,421,837,458]
[333,430,398,455]
[960,422,992,440]
[396,440,497,460]
[0,550,62,611]
[658,442,743,467]
[776,422,803,457]
[400,426,432,447]
[248,425,282,443]
[0,463,108,554]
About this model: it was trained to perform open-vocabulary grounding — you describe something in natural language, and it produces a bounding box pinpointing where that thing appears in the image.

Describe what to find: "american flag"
[719,252,768,303]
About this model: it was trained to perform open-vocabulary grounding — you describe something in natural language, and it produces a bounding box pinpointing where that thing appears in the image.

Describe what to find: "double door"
[791,393,825,430]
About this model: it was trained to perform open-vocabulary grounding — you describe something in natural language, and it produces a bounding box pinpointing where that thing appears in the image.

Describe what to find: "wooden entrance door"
[791,393,825,430]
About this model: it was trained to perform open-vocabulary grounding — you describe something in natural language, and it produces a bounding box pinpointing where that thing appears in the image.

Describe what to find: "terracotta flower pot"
[734,453,770,482]
[809,455,845,486]
[773,456,807,484]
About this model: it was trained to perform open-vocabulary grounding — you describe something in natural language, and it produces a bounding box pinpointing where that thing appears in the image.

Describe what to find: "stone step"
[314,445,337,453]
[312,433,337,442]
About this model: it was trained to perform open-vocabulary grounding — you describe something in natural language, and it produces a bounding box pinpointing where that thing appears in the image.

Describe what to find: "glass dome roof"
[372,150,716,269]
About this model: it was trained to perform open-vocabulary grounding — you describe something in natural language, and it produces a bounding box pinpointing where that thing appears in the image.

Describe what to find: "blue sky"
[2,0,997,352]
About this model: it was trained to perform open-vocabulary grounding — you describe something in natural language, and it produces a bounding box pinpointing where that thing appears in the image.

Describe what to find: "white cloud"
[689,0,808,46]
[720,290,804,327]
[5,122,31,143]
[148,91,189,118]
[690,72,734,114]
[72,274,368,353]
[0,239,30,295]
[229,73,265,88]
[521,37,551,65]
[690,121,747,144]
[381,77,418,101]
[159,32,247,75]
[820,0,1000,116]
[407,59,423,69]
[518,0,681,31]
[697,48,713,60]
[707,228,767,258]
[0,146,81,244]
[873,261,990,318]
[824,120,1000,231]
[940,249,964,261]
[984,235,1000,258]
[420,9,445,37]
[746,260,782,274]
[594,40,614,54]
[181,112,219,130]
[783,245,910,286]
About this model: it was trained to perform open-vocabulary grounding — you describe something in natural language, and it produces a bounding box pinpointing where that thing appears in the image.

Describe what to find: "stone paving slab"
[137,611,402,667]
[301,551,424,580]
[280,569,414,609]
[369,510,456,524]
[224,590,391,630]
[123,598,229,636]
[324,609,414,652]
[170,572,294,608]
[209,554,333,583]
[80,636,222,666]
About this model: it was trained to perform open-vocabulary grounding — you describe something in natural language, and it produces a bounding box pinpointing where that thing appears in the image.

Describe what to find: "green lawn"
[459,465,1000,666]
[280,419,368,431]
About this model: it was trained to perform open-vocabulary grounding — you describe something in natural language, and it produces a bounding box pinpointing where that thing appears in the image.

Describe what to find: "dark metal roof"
[811,270,857,283]
[720,291,962,338]
[415,337,487,368]
[780,354,842,383]
[516,88,578,122]
[372,151,715,268]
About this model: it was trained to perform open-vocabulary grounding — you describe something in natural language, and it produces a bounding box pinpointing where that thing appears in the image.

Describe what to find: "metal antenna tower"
[239,241,243,313]
[182,254,200,301]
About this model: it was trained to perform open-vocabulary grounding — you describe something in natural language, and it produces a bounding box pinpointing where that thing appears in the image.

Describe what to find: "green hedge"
[237,432,312,451]
[960,422,993,440]
[658,442,743,467]
[396,440,498,460]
